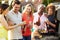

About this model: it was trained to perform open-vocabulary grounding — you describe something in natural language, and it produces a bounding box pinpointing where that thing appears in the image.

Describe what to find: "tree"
[0,0,1,4]
[43,0,54,6]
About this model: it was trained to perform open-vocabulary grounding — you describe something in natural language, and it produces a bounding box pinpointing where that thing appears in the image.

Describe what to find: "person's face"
[13,4,21,12]
[0,8,2,14]
[38,6,44,14]
[48,8,54,15]
[26,6,32,13]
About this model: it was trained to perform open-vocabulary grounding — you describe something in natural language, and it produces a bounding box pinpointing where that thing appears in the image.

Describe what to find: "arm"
[44,14,56,28]
[8,19,26,26]
[0,15,25,30]
[46,20,56,28]
[7,19,15,26]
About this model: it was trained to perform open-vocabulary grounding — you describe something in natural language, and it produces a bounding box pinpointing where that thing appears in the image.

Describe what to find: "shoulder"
[8,10,13,14]
[43,13,48,17]
[0,15,4,20]
[18,12,22,18]
[18,12,22,15]
[6,10,13,16]
[22,12,26,16]
[33,12,37,16]
[0,15,4,18]
[41,13,48,20]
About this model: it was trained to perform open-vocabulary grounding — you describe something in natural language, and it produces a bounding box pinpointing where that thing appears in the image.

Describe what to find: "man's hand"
[19,21,26,26]
[23,21,26,25]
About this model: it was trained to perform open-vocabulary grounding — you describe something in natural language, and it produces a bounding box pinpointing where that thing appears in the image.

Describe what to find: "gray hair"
[38,4,45,11]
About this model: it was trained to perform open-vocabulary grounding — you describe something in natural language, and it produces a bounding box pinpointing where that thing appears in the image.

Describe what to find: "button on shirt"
[6,9,23,39]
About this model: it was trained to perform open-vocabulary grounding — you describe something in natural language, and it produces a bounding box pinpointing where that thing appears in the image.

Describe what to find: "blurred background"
[0,0,60,12]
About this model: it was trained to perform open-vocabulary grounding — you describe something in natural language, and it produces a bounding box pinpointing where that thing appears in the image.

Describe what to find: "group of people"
[0,0,57,40]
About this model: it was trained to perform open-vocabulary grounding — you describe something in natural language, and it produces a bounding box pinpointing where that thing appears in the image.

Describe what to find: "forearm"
[47,20,56,28]
[19,21,26,26]
[6,24,20,30]
[50,23,56,27]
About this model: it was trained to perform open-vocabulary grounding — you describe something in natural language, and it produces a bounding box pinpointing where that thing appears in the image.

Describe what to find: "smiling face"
[38,6,45,14]
[26,6,32,13]
[46,5,55,15]
[48,8,53,15]
[13,4,21,13]
[48,7,55,15]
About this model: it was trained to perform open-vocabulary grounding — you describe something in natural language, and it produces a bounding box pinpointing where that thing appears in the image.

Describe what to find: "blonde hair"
[22,4,34,14]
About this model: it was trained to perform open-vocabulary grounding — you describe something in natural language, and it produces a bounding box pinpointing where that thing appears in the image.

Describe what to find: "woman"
[46,3,57,35]
[0,4,9,40]
[22,4,33,40]
[0,4,25,40]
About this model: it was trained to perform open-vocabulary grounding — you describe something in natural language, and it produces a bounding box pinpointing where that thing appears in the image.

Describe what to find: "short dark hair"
[12,0,21,6]
[1,4,9,11]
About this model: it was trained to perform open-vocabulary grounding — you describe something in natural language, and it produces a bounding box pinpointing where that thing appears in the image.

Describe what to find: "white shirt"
[6,9,23,39]
[33,12,40,30]
[39,13,48,32]
[33,12,48,32]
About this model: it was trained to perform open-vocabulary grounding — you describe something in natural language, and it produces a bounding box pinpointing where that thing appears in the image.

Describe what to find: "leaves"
[43,0,54,6]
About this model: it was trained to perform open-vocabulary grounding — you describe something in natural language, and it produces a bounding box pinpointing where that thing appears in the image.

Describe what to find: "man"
[6,0,25,40]
[32,4,47,40]
[33,4,47,33]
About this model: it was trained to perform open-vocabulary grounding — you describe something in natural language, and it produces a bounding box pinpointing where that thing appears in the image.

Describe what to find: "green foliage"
[43,0,54,6]
[9,1,13,10]
[0,2,1,4]
[0,0,1,4]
